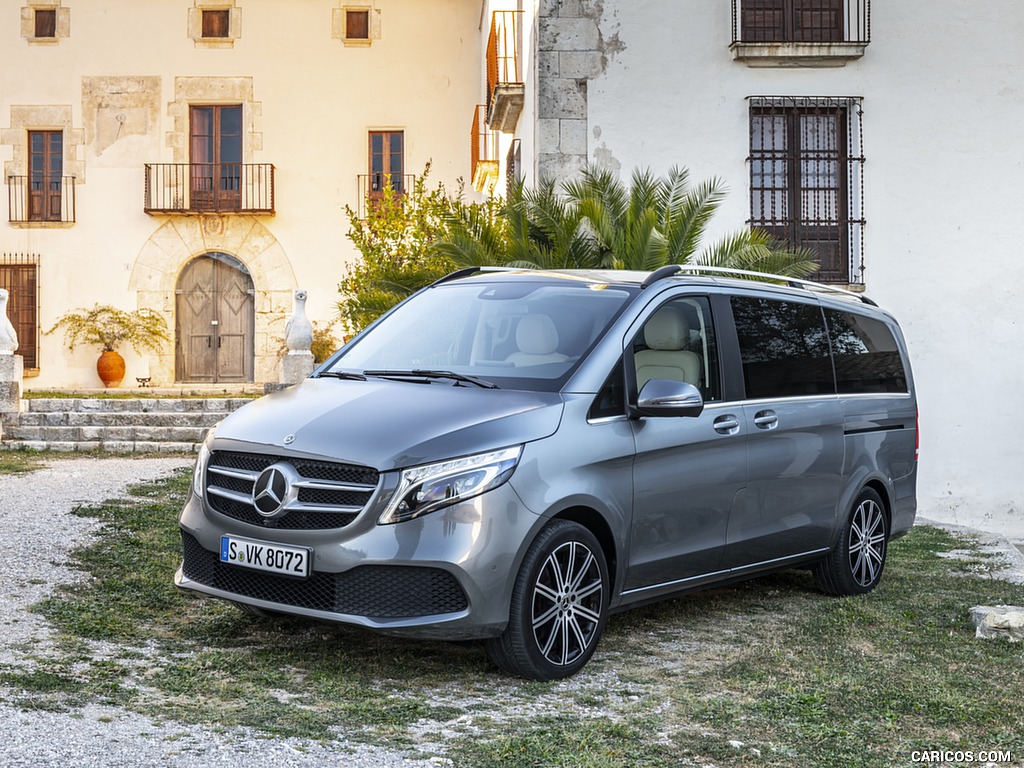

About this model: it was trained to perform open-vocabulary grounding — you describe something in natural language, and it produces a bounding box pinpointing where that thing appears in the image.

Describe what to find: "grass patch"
[7,470,1024,766]
[0,451,46,474]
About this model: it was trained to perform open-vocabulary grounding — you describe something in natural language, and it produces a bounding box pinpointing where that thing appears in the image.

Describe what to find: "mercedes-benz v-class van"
[176,266,918,680]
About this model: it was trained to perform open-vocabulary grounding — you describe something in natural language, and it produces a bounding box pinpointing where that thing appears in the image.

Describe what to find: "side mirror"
[636,379,704,418]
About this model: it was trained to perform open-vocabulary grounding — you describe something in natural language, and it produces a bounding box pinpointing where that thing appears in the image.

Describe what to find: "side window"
[633,297,721,402]
[731,296,833,399]
[589,358,625,420]
[824,309,908,394]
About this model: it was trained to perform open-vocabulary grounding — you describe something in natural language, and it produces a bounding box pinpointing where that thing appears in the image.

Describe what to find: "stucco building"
[1,0,479,388]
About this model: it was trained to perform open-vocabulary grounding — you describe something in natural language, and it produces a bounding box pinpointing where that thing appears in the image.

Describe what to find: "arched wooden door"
[176,253,254,383]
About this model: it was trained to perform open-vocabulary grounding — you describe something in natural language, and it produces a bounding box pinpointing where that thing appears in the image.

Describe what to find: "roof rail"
[428,266,511,287]
[642,264,876,306]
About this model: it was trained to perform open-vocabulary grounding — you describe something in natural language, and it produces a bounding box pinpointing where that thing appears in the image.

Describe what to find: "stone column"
[280,289,315,384]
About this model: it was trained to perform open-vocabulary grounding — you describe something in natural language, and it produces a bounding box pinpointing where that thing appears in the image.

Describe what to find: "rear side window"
[824,309,908,393]
[731,296,833,399]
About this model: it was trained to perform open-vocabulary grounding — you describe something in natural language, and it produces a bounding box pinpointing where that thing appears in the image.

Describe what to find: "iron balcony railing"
[731,0,870,45]
[471,105,499,192]
[7,175,75,224]
[356,173,415,219]
[144,163,275,214]
[486,10,524,130]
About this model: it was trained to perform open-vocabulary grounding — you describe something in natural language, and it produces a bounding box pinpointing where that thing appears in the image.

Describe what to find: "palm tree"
[567,165,818,277]
[434,165,818,279]
[435,179,592,271]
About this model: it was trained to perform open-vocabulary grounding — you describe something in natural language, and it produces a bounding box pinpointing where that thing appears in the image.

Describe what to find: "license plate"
[220,535,311,578]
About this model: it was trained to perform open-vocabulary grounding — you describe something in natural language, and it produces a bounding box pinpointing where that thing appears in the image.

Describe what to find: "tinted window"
[731,296,833,399]
[824,309,908,393]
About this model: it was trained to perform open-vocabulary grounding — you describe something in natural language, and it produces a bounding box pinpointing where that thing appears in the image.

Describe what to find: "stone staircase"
[0,394,258,452]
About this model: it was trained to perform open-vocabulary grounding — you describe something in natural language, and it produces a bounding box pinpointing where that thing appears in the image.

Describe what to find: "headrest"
[516,314,560,355]
[644,307,690,351]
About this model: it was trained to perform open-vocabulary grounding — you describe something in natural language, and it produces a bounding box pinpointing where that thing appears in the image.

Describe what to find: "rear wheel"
[815,487,889,595]
[485,520,608,680]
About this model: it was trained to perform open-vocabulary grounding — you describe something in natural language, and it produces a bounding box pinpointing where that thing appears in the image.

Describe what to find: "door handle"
[713,415,740,435]
[753,410,778,429]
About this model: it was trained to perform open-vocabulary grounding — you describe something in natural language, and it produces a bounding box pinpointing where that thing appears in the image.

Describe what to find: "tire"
[815,487,889,596]
[485,520,609,680]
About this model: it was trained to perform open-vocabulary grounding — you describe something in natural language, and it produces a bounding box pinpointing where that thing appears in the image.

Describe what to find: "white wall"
[583,1,1024,537]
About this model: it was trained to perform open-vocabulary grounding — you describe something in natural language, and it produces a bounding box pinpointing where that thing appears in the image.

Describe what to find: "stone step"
[1,395,257,453]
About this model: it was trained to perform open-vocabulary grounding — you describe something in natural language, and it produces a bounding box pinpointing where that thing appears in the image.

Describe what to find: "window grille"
[0,253,40,369]
[747,96,865,284]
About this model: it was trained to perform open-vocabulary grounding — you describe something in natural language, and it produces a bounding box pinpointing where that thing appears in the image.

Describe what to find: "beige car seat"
[635,306,702,388]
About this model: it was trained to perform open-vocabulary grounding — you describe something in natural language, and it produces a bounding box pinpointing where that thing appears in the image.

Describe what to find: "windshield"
[326,279,637,391]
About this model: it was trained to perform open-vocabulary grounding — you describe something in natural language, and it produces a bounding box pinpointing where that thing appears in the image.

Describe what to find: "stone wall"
[536,0,624,182]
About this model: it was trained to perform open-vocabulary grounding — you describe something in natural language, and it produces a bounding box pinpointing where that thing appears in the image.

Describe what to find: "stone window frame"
[332,4,381,47]
[165,77,263,166]
[188,1,241,48]
[2,105,84,228]
[21,1,70,45]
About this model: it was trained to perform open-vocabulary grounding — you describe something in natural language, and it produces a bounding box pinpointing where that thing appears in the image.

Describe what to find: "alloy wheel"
[530,540,604,667]
[848,497,887,588]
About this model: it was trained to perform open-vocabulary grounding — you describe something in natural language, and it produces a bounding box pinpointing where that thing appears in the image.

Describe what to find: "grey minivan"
[176,266,918,680]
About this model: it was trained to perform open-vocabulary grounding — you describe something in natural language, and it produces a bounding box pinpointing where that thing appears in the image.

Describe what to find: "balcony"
[7,175,75,225]
[471,105,499,194]
[356,173,415,219]
[486,10,524,132]
[144,163,275,215]
[730,0,869,67]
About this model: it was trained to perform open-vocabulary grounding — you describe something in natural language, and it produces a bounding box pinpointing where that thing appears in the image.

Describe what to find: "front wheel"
[485,520,609,680]
[815,487,889,596]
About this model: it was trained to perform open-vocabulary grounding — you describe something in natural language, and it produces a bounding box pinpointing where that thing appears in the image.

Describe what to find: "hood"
[210,377,564,471]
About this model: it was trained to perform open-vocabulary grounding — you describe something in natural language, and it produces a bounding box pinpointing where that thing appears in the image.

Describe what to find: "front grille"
[180,532,469,618]
[205,450,379,530]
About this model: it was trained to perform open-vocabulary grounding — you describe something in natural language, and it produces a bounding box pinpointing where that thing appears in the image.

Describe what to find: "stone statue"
[280,289,315,385]
[284,289,313,354]
[0,288,18,355]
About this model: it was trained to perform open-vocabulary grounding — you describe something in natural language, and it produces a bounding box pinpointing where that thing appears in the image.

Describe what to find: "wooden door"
[28,131,62,221]
[0,264,38,368]
[190,106,242,211]
[368,131,404,205]
[176,254,254,382]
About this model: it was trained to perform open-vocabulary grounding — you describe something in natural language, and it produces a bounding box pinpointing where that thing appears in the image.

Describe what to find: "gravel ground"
[0,457,440,768]
[2,459,1022,767]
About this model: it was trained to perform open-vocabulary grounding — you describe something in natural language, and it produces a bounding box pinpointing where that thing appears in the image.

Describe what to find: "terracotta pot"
[96,350,126,388]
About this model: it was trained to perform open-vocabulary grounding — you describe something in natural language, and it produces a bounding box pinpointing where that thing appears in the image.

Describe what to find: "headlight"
[378,445,523,525]
[192,441,211,499]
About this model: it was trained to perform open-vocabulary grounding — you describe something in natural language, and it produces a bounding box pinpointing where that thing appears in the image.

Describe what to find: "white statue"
[284,289,313,354]
[0,288,18,356]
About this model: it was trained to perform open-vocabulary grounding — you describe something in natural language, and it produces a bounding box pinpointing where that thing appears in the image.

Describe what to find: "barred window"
[732,0,870,45]
[747,96,864,284]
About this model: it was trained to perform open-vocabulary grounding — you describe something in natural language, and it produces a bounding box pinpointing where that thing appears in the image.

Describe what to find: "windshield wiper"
[363,369,499,389]
[315,370,367,381]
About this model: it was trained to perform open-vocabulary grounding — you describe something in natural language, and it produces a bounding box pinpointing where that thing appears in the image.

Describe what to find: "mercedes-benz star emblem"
[252,465,290,518]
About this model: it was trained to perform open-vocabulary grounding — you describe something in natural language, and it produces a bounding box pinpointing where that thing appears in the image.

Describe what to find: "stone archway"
[129,215,296,385]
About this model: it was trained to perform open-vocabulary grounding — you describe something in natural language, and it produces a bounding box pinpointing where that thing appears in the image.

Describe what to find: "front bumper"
[175,481,541,640]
